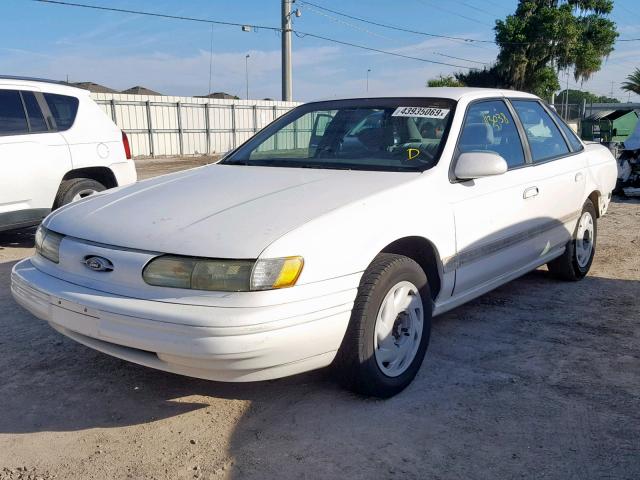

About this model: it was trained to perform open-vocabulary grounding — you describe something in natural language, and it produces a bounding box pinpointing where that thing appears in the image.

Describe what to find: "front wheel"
[334,254,431,398]
[547,198,597,281]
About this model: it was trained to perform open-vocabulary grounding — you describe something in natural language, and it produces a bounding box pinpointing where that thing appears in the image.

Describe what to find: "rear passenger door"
[450,99,541,296]
[509,100,586,256]
[0,89,71,226]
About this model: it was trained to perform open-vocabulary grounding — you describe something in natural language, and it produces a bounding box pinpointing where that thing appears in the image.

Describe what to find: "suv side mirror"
[454,151,508,180]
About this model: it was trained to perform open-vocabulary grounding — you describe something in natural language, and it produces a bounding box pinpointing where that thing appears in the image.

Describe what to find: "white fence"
[91,93,301,158]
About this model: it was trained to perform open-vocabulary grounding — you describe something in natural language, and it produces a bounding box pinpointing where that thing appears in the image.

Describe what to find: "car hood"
[45,164,420,258]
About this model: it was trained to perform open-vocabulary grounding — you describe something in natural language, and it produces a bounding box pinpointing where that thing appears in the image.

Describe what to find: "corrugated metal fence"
[91,93,301,158]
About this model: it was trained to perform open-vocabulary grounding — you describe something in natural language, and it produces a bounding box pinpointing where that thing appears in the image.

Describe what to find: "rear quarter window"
[44,93,79,131]
[546,106,584,151]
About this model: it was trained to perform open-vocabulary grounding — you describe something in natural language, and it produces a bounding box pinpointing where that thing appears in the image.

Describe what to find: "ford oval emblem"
[84,256,114,272]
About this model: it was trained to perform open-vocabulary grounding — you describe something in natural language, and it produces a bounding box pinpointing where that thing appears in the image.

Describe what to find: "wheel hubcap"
[72,189,98,202]
[575,211,594,268]
[374,281,423,377]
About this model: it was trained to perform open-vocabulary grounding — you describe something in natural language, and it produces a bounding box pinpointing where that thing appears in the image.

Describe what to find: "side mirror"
[454,151,508,180]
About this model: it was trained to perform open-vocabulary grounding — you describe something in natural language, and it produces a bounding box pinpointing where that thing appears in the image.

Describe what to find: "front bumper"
[11,259,357,381]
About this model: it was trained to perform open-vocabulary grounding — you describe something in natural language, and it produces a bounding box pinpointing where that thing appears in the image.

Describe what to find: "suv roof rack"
[0,75,71,86]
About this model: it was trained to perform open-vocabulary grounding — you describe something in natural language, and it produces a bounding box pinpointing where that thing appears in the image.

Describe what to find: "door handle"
[523,186,539,199]
[575,172,584,182]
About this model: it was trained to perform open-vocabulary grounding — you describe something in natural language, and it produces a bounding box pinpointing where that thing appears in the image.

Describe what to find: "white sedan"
[11,88,617,398]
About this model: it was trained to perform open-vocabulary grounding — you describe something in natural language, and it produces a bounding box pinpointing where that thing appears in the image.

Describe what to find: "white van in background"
[0,76,137,232]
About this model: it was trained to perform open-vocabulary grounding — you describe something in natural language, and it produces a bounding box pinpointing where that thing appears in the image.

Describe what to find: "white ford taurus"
[11,88,617,397]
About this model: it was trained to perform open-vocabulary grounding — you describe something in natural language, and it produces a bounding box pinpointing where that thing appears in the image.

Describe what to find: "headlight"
[35,225,64,263]
[142,255,303,292]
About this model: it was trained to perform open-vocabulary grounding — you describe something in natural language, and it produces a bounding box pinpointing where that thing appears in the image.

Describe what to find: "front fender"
[260,184,455,287]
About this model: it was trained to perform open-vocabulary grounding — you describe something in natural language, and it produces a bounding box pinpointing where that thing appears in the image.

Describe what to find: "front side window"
[458,100,525,168]
[0,90,28,135]
[512,100,570,162]
[22,91,48,133]
[222,99,455,172]
[44,93,79,131]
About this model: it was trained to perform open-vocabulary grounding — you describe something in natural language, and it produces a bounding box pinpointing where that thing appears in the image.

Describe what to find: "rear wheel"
[547,198,597,281]
[53,178,106,209]
[334,254,431,398]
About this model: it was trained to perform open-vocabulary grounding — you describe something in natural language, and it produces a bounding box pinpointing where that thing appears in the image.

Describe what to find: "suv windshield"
[222,98,455,172]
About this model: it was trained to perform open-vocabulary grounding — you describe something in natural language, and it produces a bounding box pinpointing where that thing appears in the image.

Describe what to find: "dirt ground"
[0,158,638,480]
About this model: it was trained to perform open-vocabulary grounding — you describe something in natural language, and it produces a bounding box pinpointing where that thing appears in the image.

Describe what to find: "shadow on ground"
[1,255,638,478]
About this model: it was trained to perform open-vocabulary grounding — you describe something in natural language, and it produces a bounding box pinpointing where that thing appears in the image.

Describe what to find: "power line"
[32,0,282,31]
[294,31,471,68]
[451,0,501,17]
[298,0,497,44]
[301,2,489,65]
[414,0,494,27]
[31,0,474,69]
[298,0,640,47]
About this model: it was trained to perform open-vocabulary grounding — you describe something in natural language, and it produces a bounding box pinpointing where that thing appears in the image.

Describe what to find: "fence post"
[273,105,278,150]
[109,99,117,122]
[176,101,184,156]
[145,100,155,158]
[231,103,237,149]
[204,103,211,155]
[252,104,258,134]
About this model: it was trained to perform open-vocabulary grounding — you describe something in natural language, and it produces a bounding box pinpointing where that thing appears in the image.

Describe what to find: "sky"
[2,0,640,102]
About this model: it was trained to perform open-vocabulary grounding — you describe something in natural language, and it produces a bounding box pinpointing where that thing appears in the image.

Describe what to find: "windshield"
[222,98,455,172]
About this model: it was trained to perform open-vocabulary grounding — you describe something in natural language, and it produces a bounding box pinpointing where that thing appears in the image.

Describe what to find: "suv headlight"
[142,255,303,292]
[35,225,64,263]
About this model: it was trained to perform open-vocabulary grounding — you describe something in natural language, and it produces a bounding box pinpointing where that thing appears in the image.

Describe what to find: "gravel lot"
[1,158,638,480]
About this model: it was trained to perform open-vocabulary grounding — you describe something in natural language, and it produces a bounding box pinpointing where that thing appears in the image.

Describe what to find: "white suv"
[0,76,137,231]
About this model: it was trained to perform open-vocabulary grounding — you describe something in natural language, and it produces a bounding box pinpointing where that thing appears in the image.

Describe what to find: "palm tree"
[621,68,640,95]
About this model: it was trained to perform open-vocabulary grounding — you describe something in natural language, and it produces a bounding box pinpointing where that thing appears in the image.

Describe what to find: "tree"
[427,75,464,87]
[621,68,640,96]
[457,0,618,99]
[556,88,619,104]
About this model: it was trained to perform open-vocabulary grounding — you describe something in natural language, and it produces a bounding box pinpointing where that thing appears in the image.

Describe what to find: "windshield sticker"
[483,112,510,130]
[392,107,450,119]
[407,148,421,160]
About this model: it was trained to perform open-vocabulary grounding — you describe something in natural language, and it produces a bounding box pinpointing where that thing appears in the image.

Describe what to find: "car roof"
[315,87,539,102]
[0,76,89,95]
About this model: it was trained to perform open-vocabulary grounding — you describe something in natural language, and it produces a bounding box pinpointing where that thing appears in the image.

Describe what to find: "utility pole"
[366,68,371,93]
[208,25,214,95]
[281,0,293,101]
[245,54,250,100]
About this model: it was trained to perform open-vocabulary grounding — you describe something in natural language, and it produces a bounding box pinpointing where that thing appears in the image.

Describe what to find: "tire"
[334,253,432,398]
[547,199,597,281]
[53,178,106,209]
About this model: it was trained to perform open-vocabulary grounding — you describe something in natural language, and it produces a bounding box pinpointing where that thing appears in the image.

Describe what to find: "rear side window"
[458,100,525,169]
[21,91,49,133]
[546,106,584,151]
[511,100,570,162]
[44,93,79,131]
[0,90,29,135]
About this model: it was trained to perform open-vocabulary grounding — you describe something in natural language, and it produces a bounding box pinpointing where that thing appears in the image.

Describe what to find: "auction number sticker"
[392,106,450,119]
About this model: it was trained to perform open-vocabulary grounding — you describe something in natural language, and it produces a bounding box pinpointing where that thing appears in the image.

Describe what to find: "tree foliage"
[427,75,465,87]
[557,88,619,104]
[456,0,618,99]
[621,68,640,95]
